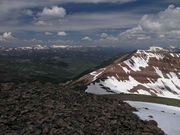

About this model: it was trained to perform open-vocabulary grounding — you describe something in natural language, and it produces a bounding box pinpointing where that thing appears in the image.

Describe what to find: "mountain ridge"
[76,47,180,100]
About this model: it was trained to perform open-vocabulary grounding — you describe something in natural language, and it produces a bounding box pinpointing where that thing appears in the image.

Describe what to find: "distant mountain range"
[77,46,180,100]
[0,44,84,51]
[0,44,179,52]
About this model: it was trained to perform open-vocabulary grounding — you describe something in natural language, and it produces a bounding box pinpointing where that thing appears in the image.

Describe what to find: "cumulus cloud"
[82,36,92,41]
[119,26,147,40]
[0,32,15,41]
[0,0,136,17]
[104,36,119,41]
[34,6,66,27]
[34,20,48,26]
[23,9,33,16]
[100,33,108,38]
[119,5,180,40]
[3,32,13,39]
[57,31,67,36]
[90,4,180,47]
[1,1,180,48]
[38,6,66,19]
[98,35,119,45]
[0,0,136,19]
[45,32,53,35]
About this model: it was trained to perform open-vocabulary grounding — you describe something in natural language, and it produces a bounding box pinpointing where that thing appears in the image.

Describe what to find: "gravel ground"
[0,82,165,135]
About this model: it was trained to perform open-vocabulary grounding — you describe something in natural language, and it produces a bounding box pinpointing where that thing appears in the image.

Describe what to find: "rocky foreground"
[0,82,165,135]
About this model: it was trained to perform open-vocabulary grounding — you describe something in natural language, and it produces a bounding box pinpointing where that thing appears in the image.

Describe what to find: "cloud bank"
[0,1,180,48]
[119,5,180,40]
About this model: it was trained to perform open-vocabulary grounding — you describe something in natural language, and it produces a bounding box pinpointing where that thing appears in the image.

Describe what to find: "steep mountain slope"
[77,47,180,100]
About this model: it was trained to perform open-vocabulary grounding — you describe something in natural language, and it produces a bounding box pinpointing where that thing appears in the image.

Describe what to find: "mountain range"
[1,46,180,135]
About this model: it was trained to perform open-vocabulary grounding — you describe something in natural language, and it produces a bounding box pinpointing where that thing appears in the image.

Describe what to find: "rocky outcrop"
[0,82,165,135]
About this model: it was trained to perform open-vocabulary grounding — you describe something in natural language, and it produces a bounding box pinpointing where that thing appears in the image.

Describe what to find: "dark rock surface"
[0,82,165,135]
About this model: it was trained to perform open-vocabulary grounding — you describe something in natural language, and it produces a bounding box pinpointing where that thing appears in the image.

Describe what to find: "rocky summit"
[0,82,165,135]
[78,47,180,100]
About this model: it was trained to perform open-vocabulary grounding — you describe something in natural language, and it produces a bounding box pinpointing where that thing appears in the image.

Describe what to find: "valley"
[0,46,126,83]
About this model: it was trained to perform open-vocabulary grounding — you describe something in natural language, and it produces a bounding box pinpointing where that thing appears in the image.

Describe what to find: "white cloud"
[137,36,151,40]
[165,30,180,38]
[20,12,139,32]
[39,6,66,18]
[34,20,48,26]
[119,26,146,40]
[0,4,141,32]
[23,9,33,16]
[82,36,92,41]
[99,32,119,42]
[3,32,13,39]
[100,33,108,38]
[119,5,180,40]
[57,31,67,36]
[104,36,119,41]
[98,35,119,45]
[45,32,53,35]
[0,0,136,18]
[90,5,180,47]
[0,32,15,41]
[34,6,66,27]
[139,5,180,33]
[0,0,136,17]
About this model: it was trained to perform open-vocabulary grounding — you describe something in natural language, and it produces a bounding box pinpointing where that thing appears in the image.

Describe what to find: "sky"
[0,0,180,49]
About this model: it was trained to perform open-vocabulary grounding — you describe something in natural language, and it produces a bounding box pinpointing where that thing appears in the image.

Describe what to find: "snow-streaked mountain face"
[78,47,180,100]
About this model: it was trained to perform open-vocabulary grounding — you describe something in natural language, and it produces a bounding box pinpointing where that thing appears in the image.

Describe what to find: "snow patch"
[126,101,180,135]
[124,56,149,72]
[90,68,105,81]
[137,90,151,95]
[119,64,130,73]
[86,76,139,94]
[86,71,180,99]
[86,82,114,95]
[170,53,175,57]
[154,67,164,78]
[123,50,165,72]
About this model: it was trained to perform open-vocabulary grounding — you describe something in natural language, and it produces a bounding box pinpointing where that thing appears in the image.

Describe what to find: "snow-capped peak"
[51,45,69,48]
[77,47,180,100]
[147,46,168,52]
[32,44,47,50]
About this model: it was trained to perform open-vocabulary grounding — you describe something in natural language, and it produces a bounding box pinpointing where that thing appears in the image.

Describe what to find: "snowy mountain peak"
[14,45,48,50]
[147,46,168,52]
[77,47,180,100]
[32,44,47,50]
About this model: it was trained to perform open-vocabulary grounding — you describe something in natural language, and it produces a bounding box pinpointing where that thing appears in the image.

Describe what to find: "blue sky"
[0,0,180,49]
